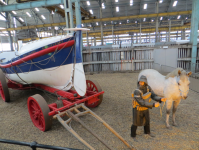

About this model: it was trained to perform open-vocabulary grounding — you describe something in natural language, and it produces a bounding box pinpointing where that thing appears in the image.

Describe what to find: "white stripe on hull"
[6,63,86,96]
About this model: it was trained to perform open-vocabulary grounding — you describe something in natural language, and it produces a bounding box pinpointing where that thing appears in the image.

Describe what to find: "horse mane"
[165,68,186,79]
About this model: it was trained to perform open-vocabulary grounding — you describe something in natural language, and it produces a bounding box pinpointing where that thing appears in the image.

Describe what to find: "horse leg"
[166,100,173,128]
[172,99,181,126]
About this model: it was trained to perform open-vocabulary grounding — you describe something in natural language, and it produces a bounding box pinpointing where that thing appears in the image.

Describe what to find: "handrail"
[0,139,81,150]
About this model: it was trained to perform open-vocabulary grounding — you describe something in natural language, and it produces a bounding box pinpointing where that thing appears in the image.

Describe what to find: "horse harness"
[132,86,152,111]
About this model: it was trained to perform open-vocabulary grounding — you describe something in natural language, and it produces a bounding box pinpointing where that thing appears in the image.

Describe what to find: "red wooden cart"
[0,69,103,131]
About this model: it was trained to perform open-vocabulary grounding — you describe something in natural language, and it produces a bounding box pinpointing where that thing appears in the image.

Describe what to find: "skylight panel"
[173,1,178,7]
[41,15,46,20]
[12,11,17,15]
[19,17,24,22]
[177,15,180,19]
[87,1,90,6]
[160,17,163,20]
[159,0,163,3]
[89,9,93,14]
[143,18,146,21]
[143,4,147,9]
[26,12,31,17]
[130,0,133,6]
[35,8,39,11]
[102,3,105,9]
[60,5,64,9]
[96,22,98,25]
[115,0,118,2]
[116,7,119,12]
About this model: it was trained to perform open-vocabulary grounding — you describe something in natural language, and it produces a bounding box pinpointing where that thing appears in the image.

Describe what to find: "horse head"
[176,69,192,99]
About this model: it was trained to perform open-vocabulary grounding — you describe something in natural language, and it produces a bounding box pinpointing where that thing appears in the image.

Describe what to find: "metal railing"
[0,139,81,150]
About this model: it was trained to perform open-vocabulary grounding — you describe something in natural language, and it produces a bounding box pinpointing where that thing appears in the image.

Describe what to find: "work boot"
[147,133,155,137]
[132,136,138,142]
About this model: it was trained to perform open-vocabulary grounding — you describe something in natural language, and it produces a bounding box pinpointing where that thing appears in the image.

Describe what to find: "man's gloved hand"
[161,98,167,102]
[154,102,160,107]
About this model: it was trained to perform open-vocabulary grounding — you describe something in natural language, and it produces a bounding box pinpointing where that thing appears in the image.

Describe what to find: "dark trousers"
[131,109,150,137]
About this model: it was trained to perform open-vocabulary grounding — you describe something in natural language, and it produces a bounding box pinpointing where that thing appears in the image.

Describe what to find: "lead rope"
[160,101,166,117]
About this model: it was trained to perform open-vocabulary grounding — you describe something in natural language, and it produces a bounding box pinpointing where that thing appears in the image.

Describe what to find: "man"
[131,75,166,139]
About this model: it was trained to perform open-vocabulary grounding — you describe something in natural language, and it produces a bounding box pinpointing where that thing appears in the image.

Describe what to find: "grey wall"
[153,47,178,68]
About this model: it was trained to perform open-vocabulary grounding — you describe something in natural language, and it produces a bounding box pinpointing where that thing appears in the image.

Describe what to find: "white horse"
[138,68,192,128]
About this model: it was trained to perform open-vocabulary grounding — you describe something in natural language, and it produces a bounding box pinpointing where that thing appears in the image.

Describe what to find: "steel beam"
[0,0,64,12]
[190,0,199,73]
[82,10,192,24]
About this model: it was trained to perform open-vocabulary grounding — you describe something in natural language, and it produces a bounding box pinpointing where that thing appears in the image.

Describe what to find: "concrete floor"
[0,72,198,150]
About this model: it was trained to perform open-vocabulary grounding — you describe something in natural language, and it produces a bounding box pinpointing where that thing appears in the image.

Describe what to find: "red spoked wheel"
[28,94,52,132]
[0,70,10,102]
[85,80,103,108]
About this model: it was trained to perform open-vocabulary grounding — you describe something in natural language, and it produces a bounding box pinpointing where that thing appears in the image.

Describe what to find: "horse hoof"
[173,123,178,127]
[166,125,171,129]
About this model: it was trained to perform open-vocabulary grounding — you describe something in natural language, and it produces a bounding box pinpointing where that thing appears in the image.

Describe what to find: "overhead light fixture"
[130,0,133,6]
[143,18,146,21]
[104,23,106,26]
[119,22,121,24]
[89,9,93,14]
[55,26,59,30]
[151,19,154,22]
[116,7,119,12]
[81,24,84,27]
[159,0,163,3]
[19,17,24,22]
[35,8,39,11]
[26,12,31,17]
[115,0,118,2]
[60,5,64,9]
[160,17,163,20]
[12,11,17,15]
[52,11,54,14]
[143,4,147,9]
[1,0,7,5]
[185,17,188,19]
[135,21,137,23]
[177,15,181,19]
[96,22,98,25]
[173,1,178,7]
[102,3,105,9]
[127,20,129,23]
[41,15,46,20]
[87,1,90,6]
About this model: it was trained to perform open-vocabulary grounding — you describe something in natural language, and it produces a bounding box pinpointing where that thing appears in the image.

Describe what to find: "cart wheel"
[0,70,10,102]
[85,80,103,108]
[28,94,52,132]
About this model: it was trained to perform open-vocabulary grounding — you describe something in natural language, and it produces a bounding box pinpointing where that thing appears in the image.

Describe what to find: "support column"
[139,23,141,44]
[181,30,185,40]
[86,31,89,46]
[168,20,171,42]
[94,36,96,46]
[176,31,178,40]
[5,12,14,51]
[136,33,138,44]
[112,25,114,45]
[100,7,103,45]
[190,0,199,72]
[155,2,159,43]
[149,33,151,43]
